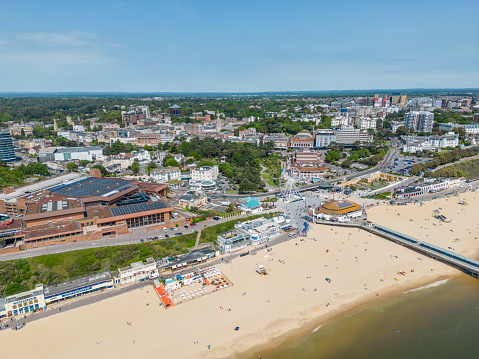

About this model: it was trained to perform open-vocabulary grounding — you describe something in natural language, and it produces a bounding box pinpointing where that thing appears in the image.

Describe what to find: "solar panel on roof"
[337,201,353,208]
[51,178,132,197]
[111,201,168,217]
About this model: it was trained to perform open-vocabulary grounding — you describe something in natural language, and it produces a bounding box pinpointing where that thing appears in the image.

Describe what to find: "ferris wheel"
[279,166,302,202]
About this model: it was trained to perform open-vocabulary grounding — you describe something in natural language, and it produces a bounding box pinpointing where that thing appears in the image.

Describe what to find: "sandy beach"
[1,192,478,359]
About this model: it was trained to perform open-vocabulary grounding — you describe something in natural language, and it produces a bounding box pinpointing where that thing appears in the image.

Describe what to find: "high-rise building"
[0,131,15,162]
[390,93,401,105]
[404,111,434,133]
[399,91,407,105]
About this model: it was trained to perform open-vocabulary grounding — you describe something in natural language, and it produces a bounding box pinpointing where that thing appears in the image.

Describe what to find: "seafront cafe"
[43,272,114,304]
[159,245,217,271]
[0,284,46,318]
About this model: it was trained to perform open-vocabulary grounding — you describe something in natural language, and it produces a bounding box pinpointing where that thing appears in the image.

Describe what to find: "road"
[220,145,400,199]
[0,209,279,262]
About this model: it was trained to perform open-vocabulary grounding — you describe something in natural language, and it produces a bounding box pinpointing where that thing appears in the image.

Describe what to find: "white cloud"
[0,31,115,67]
[16,31,98,47]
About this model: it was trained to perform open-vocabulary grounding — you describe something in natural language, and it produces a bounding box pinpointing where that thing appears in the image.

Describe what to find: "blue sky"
[0,0,478,92]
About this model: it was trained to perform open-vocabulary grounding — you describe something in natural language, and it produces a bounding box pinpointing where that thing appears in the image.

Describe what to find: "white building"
[335,125,360,145]
[48,146,104,162]
[115,258,158,285]
[354,117,376,130]
[439,122,479,134]
[402,132,459,153]
[191,165,219,182]
[150,166,181,183]
[132,150,151,163]
[0,284,46,318]
[390,121,405,133]
[216,215,291,253]
[238,197,264,214]
[315,129,336,148]
[331,116,349,127]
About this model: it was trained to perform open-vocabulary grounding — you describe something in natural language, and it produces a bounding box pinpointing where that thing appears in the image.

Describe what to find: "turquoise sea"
[264,275,479,359]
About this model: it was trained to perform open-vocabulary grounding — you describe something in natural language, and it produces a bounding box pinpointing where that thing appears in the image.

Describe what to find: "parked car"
[140,239,145,242]
[165,234,169,238]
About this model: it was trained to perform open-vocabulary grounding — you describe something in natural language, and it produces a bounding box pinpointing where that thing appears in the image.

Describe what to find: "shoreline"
[206,191,479,358]
[236,273,458,359]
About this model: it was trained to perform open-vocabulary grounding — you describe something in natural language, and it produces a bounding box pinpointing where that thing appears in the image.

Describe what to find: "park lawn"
[198,212,281,245]
[364,192,392,200]
[227,189,238,194]
[266,179,277,187]
[262,171,278,187]
[0,232,197,296]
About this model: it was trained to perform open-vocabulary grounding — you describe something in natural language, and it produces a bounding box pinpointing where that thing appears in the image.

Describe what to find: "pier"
[314,220,479,278]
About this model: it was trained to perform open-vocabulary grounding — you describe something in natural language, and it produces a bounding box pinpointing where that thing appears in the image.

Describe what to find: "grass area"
[227,189,238,194]
[364,192,392,200]
[0,232,197,296]
[198,212,281,245]
[262,171,278,187]
[427,158,479,180]
[216,211,241,217]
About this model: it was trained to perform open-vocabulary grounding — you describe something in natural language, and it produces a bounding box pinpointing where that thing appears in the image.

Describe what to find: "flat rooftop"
[24,222,80,241]
[0,173,85,203]
[51,177,133,198]
[44,272,112,298]
[55,146,103,153]
[25,196,83,216]
[167,246,216,267]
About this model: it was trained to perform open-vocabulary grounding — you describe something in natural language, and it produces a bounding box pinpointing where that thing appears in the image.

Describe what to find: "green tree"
[146,161,157,172]
[131,161,140,174]
[66,163,78,172]
[453,127,466,138]
[188,152,203,161]
[165,158,179,167]
[395,126,408,136]
[79,160,90,167]
[325,150,340,163]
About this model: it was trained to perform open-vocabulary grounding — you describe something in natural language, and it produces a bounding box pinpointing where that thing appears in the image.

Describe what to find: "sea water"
[264,276,479,359]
